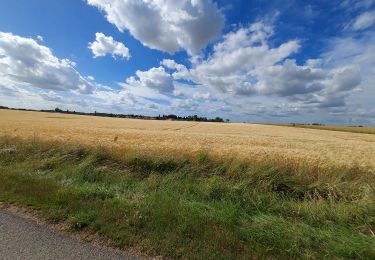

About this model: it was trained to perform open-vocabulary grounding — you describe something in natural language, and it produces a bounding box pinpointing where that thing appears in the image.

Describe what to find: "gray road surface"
[0,209,137,260]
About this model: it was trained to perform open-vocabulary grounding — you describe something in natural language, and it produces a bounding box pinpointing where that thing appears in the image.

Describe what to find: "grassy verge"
[273,124,375,135]
[0,136,374,259]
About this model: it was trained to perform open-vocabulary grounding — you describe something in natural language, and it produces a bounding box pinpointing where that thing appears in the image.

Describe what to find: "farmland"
[1,109,375,258]
[273,123,375,135]
[1,109,375,169]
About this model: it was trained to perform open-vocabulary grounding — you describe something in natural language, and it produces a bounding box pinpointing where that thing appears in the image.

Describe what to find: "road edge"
[0,202,155,259]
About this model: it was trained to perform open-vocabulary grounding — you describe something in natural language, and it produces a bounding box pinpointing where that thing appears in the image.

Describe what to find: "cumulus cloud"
[39,91,64,103]
[350,11,375,31]
[110,20,365,121]
[2,16,370,123]
[0,32,94,94]
[255,60,327,96]
[189,24,301,96]
[161,59,186,71]
[172,98,199,111]
[327,66,361,92]
[159,22,362,109]
[165,22,301,95]
[88,32,130,59]
[86,0,224,54]
[318,31,375,115]
[126,66,174,93]
[161,59,190,80]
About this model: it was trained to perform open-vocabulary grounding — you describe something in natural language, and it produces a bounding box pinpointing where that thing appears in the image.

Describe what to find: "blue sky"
[0,0,374,124]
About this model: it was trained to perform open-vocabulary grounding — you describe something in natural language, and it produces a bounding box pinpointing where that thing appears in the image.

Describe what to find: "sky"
[0,0,374,125]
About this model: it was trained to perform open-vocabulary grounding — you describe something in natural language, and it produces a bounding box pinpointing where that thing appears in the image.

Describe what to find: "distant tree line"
[291,123,326,126]
[290,123,364,127]
[52,108,227,122]
[156,114,227,122]
[0,105,228,123]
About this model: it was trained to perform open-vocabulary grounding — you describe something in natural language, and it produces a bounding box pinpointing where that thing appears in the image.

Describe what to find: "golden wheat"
[1,109,375,170]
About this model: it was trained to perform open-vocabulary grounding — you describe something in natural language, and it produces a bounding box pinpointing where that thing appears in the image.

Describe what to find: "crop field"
[273,123,375,135]
[1,109,375,169]
[1,109,375,258]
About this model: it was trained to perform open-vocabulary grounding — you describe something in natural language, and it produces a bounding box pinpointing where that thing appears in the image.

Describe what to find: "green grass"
[273,124,375,135]
[0,136,374,259]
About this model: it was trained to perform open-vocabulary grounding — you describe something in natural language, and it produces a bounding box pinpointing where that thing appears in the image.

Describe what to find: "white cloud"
[255,59,327,96]
[2,12,373,124]
[126,66,174,93]
[159,22,363,110]
[39,91,64,102]
[172,23,302,95]
[88,32,130,59]
[318,31,375,116]
[161,59,186,71]
[350,11,375,30]
[172,98,199,111]
[193,91,211,101]
[36,35,44,42]
[340,0,375,12]
[98,20,369,122]
[327,66,361,92]
[0,32,94,94]
[86,21,338,120]
[86,0,224,54]
[161,59,190,80]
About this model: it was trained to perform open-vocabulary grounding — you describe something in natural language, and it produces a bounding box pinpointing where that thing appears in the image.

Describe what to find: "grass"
[3,109,375,172]
[274,124,375,135]
[0,136,374,259]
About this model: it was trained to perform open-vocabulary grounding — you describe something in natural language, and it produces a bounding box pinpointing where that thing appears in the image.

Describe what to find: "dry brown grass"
[1,109,375,170]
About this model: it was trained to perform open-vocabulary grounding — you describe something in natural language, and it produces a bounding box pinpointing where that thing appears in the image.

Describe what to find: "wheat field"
[1,109,375,170]
[1,109,375,258]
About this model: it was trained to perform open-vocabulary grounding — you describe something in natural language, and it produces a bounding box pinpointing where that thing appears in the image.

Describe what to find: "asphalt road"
[0,209,137,260]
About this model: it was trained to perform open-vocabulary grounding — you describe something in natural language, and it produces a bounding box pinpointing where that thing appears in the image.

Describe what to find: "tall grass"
[0,136,374,259]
